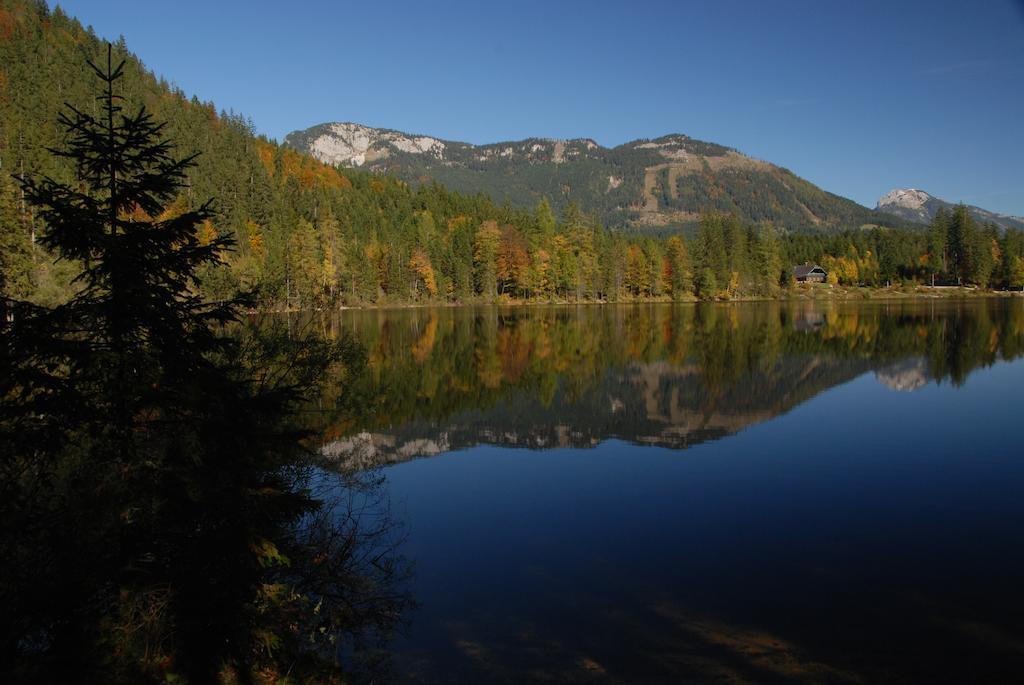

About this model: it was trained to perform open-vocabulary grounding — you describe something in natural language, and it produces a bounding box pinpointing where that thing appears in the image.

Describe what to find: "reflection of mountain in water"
[306,300,1024,470]
[875,357,931,392]
[322,354,875,469]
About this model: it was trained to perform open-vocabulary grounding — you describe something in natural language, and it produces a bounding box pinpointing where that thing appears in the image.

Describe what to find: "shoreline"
[259,286,1023,313]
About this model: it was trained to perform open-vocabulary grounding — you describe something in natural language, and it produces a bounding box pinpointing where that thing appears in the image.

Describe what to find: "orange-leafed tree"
[625,244,650,297]
[496,223,529,296]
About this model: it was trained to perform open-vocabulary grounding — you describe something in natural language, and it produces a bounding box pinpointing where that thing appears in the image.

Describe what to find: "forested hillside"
[0,0,772,307]
[285,123,914,234]
[0,0,617,307]
[2,0,1022,308]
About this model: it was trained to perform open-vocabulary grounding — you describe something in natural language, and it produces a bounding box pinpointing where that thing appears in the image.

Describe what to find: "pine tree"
[2,45,407,683]
[697,268,719,299]
[948,204,976,284]
[694,214,728,297]
[473,219,500,297]
[530,197,556,249]
[724,214,749,295]
[755,223,783,294]
[317,208,341,300]
[928,207,950,282]
[665,236,693,299]
[1001,229,1024,290]
[287,217,322,306]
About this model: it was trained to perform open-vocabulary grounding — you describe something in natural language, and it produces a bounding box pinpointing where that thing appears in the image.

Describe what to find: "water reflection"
[300,300,1024,467]
[280,299,1024,683]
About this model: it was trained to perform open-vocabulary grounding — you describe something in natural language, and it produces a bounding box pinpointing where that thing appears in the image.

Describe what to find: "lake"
[310,300,1024,683]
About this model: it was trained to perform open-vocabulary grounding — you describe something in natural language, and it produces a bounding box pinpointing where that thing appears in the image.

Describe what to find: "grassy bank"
[783,283,1024,301]
[261,285,1022,313]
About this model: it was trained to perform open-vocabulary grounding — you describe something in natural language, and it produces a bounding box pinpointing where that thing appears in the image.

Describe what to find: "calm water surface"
[312,300,1024,683]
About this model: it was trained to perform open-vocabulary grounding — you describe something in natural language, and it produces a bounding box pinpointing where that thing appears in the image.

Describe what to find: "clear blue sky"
[57,0,1024,215]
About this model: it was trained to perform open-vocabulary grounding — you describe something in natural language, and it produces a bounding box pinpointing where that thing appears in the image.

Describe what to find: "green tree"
[971,224,998,288]
[564,206,598,299]
[287,217,321,306]
[530,197,556,249]
[473,219,500,297]
[755,223,783,294]
[1001,229,1024,290]
[928,207,949,281]
[723,214,749,295]
[948,204,977,284]
[694,214,728,297]
[2,46,407,684]
[696,267,719,299]
[317,208,342,301]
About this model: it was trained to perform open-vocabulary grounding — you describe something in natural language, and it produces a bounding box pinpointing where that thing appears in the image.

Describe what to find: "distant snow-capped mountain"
[876,188,1024,231]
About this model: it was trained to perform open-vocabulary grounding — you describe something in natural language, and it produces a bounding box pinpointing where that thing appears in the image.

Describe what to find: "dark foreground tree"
[1,46,409,684]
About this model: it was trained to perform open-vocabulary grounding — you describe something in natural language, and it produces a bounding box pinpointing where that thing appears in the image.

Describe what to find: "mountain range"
[285,122,914,234]
[876,188,1024,232]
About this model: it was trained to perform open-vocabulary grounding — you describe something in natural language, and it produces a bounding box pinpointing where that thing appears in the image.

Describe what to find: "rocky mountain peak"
[875,357,931,392]
[876,188,933,211]
[285,122,447,167]
[875,188,1024,232]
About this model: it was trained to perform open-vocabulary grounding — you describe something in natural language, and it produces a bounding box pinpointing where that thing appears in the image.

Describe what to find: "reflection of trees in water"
[289,468,412,681]
[306,301,1024,465]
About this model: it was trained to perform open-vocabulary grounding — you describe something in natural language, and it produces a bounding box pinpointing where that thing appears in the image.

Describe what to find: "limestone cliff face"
[288,122,447,167]
[285,121,612,169]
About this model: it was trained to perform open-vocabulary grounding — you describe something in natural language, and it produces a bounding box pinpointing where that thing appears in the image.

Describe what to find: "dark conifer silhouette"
[1,45,408,684]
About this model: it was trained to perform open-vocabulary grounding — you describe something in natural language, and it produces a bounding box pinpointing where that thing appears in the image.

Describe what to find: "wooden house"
[793,264,827,283]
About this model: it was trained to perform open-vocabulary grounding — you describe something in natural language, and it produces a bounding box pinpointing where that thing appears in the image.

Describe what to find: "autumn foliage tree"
[665,236,692,299]
[409,248,438,299]
[497,223,529,296]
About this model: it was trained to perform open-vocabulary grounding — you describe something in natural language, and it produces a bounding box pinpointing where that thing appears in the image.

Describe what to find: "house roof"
[793,264,826,278]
